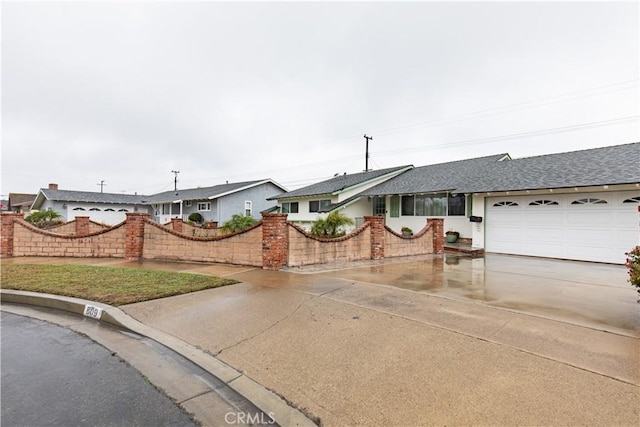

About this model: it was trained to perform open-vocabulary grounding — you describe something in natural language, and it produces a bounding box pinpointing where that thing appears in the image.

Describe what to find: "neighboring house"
[143,179,287,224]
[270,165,413,230]
[8,193,37,213]
[30,184,151,225]
[361,142,640,264]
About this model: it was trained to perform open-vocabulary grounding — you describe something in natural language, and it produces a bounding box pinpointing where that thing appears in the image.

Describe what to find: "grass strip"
[1,264,238,306]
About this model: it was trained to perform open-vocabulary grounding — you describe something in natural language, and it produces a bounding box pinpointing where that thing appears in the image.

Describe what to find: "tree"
[24,210,63,228]
[309,211,355,238]
[221,214,257,233]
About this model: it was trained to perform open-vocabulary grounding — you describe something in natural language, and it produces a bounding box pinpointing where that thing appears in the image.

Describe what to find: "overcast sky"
[1,1,638,197]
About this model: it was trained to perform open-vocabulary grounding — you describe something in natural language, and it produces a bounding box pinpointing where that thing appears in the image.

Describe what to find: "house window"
[89,208,101,211]
[73,207,86,211]
[623,197,640,203]
[104,208,115,212]
[493,201,519,207]
[198,202,211,211]
[282,202,299,213]
[402,193,457,216]
[245,201,252,216]
[185,200,192,207]
[390,195,400,218]
[401,196,414,216]
[571,198,607,205]
[372,196,386,216]
[529,200,559,206]
[118,209,129,212]
[447,194,466,216]
[309,199,331,213]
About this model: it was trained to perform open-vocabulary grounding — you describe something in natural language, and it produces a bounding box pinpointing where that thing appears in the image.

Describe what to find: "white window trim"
[197,202,211,211]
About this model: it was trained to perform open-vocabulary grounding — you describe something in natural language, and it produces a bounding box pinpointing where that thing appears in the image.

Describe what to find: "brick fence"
[1,212,444,270]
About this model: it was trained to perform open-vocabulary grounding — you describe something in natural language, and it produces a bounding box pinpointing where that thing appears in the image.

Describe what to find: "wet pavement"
[3,254,639,425]
[4,253,638,335]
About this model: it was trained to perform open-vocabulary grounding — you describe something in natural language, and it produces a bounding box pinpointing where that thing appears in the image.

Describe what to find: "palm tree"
[310,211,355,238]
[25,210,63,228]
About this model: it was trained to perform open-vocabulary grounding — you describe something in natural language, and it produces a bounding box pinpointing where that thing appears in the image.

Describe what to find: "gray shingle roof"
[143,179,279,204]
[40,189,148,205]
[362,142,640,196]
[459,142,640,193]
[362,154,508,196]
[271,165,413,200]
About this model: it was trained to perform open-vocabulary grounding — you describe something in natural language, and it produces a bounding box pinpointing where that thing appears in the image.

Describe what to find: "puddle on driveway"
[316,254,640,336]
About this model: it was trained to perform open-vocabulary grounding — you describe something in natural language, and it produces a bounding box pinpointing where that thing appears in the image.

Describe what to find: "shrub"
[310,211,355,238]
[24,210,63,228]
[625,246,640,303]
[221,214,257,233]
[401,226,413,235]
[188,212,204,224]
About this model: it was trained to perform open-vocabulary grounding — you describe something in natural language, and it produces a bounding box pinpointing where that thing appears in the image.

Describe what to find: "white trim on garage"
[485,191,640,264]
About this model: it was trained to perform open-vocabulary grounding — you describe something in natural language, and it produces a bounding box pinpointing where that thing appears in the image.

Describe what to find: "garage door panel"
[523,227,564,243]
[566,211,613,226]
[491,212,524,225]
[523,211,563,225]
[566,228,614,243]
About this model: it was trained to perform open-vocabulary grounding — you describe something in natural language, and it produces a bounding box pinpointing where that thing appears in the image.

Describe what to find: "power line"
[372,115,640,157]
[314,79,639,148]
[372,79,639,139]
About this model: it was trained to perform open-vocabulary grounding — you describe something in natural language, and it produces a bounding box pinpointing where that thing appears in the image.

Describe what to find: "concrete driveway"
[4,255,639,425]
[113,254,639,425]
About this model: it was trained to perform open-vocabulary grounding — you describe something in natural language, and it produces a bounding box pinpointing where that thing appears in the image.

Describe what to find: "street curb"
[0,289,316,427]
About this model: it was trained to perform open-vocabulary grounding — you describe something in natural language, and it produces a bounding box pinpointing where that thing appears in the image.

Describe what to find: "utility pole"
[171,170,180,191]
[364,134,373,171]
[96,180,106,193]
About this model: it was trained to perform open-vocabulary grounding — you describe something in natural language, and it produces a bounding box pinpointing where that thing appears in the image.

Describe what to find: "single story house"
[142,179,287,224]
[273,142,639,264]
[7,192,37,213]
[269,165,413,230]
[31,183,152,224]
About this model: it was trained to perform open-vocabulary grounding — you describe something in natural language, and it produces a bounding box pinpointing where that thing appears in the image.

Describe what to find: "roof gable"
[33,189,148,209]
[144,179,287,204]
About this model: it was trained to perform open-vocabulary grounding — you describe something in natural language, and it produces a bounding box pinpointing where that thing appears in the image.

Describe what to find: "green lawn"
[1,264,238,306]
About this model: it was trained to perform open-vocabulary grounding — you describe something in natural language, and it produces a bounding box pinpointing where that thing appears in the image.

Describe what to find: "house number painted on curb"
[83,304,103,319]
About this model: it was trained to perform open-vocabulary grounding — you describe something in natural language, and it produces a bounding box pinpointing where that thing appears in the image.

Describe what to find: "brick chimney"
[48,183,58,190]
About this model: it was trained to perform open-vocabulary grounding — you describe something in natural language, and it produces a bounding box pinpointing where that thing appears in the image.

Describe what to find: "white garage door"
[486,191,640,264]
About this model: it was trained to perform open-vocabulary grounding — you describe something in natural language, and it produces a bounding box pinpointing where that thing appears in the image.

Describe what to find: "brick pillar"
[1,213,23,257]
[75,216,90,236]
[427,218,444,254]
[262,213,289,270]
[125,213,149,260]
[364,215,385,260]
[171,217,183,232]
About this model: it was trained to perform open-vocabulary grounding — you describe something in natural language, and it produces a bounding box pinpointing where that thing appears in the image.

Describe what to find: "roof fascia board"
[328,196,363,212]
[331,165,414,195]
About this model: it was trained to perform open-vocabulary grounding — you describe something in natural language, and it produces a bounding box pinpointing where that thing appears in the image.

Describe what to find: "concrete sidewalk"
[3,256,639,425]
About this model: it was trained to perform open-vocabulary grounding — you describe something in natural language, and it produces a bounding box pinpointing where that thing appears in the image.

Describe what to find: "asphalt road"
[1,311,196,427]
